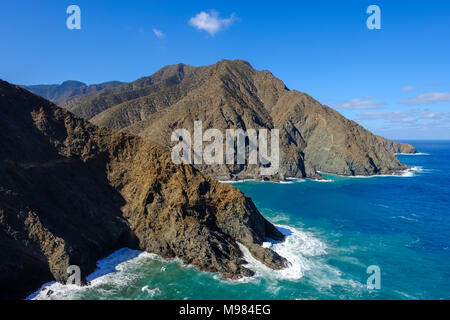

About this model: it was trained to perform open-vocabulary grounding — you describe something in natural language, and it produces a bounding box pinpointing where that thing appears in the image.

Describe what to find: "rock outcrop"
[376,136,417,154]
[53,60,416,180]
[0,80,286,300]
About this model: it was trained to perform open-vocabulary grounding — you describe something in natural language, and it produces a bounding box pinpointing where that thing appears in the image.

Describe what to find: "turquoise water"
[31,141,450,300]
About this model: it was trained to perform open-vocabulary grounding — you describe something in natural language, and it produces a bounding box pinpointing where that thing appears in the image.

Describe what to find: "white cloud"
[401,85,414,92]
[189,10,236,36]
[357,111,417,124]
[333,98,385,110]
[357,110,449,128]
[420,111,445,119]
[400,92,450,105]
[153,28,165,39]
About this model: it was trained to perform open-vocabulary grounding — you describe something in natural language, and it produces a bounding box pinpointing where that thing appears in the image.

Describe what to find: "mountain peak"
[215,59,254,73]
[0,78,287,299]
[22,80,123,106]
[217,59,252,66]
[39,60,416,181]
[60,80,86,87]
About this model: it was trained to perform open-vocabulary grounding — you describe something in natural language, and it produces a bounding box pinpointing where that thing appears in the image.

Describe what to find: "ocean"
[29,141,450,300]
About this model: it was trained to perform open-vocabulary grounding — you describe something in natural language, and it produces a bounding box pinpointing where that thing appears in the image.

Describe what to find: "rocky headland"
[0,80,286,299]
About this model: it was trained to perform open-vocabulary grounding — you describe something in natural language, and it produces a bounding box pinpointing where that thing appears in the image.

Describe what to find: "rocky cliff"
[376,136,417,154]
[56,60,416,180]
[0,80,286,300]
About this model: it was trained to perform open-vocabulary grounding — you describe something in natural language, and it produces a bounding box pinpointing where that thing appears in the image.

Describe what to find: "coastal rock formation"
[376,136,417,154]
[54,60,416,180]
[0,80,286,300]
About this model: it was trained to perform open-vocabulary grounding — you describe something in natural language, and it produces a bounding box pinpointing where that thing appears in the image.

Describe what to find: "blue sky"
[1,0,449,139]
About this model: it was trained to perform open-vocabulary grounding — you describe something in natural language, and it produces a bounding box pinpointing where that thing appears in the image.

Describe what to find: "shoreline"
[317,167,422,179]
[218,166,422,185]
[26,152,427,300]
[26,249,184,300]
[27,222,320,300]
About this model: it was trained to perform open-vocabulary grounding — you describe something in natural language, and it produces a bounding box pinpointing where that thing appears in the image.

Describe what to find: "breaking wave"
[238,224,326,280]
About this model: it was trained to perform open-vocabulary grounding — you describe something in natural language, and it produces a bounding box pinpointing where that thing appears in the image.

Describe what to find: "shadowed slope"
[61,60,415,180]
[0,80,286,299]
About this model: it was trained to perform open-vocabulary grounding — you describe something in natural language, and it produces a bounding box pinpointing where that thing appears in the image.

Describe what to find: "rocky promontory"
[0,80,286,300]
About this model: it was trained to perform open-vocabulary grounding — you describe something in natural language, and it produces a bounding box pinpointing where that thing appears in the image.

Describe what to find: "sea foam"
[238,223,367,296]
[218,179,255,184]
[238,224,327,281]
[316,166,423,179]
[28,248,156,300]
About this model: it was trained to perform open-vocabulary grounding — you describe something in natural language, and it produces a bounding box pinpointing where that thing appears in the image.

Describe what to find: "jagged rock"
[52,60,415,180]
[376,136,417,154]
[0,80,286,299]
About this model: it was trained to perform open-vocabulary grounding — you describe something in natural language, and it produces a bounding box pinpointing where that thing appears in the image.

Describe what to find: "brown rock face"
[0,80,286,300]
[376,136,417,154]
[58,60,416,180]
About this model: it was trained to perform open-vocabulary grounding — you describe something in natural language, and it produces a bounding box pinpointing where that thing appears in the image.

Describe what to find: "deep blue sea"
[30,141,450,300]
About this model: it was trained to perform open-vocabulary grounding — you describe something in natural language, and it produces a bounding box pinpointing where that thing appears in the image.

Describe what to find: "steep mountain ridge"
[64,64,201,120]
[56,60,416,180]
[0,80,286,299]
[23,80,123,106]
